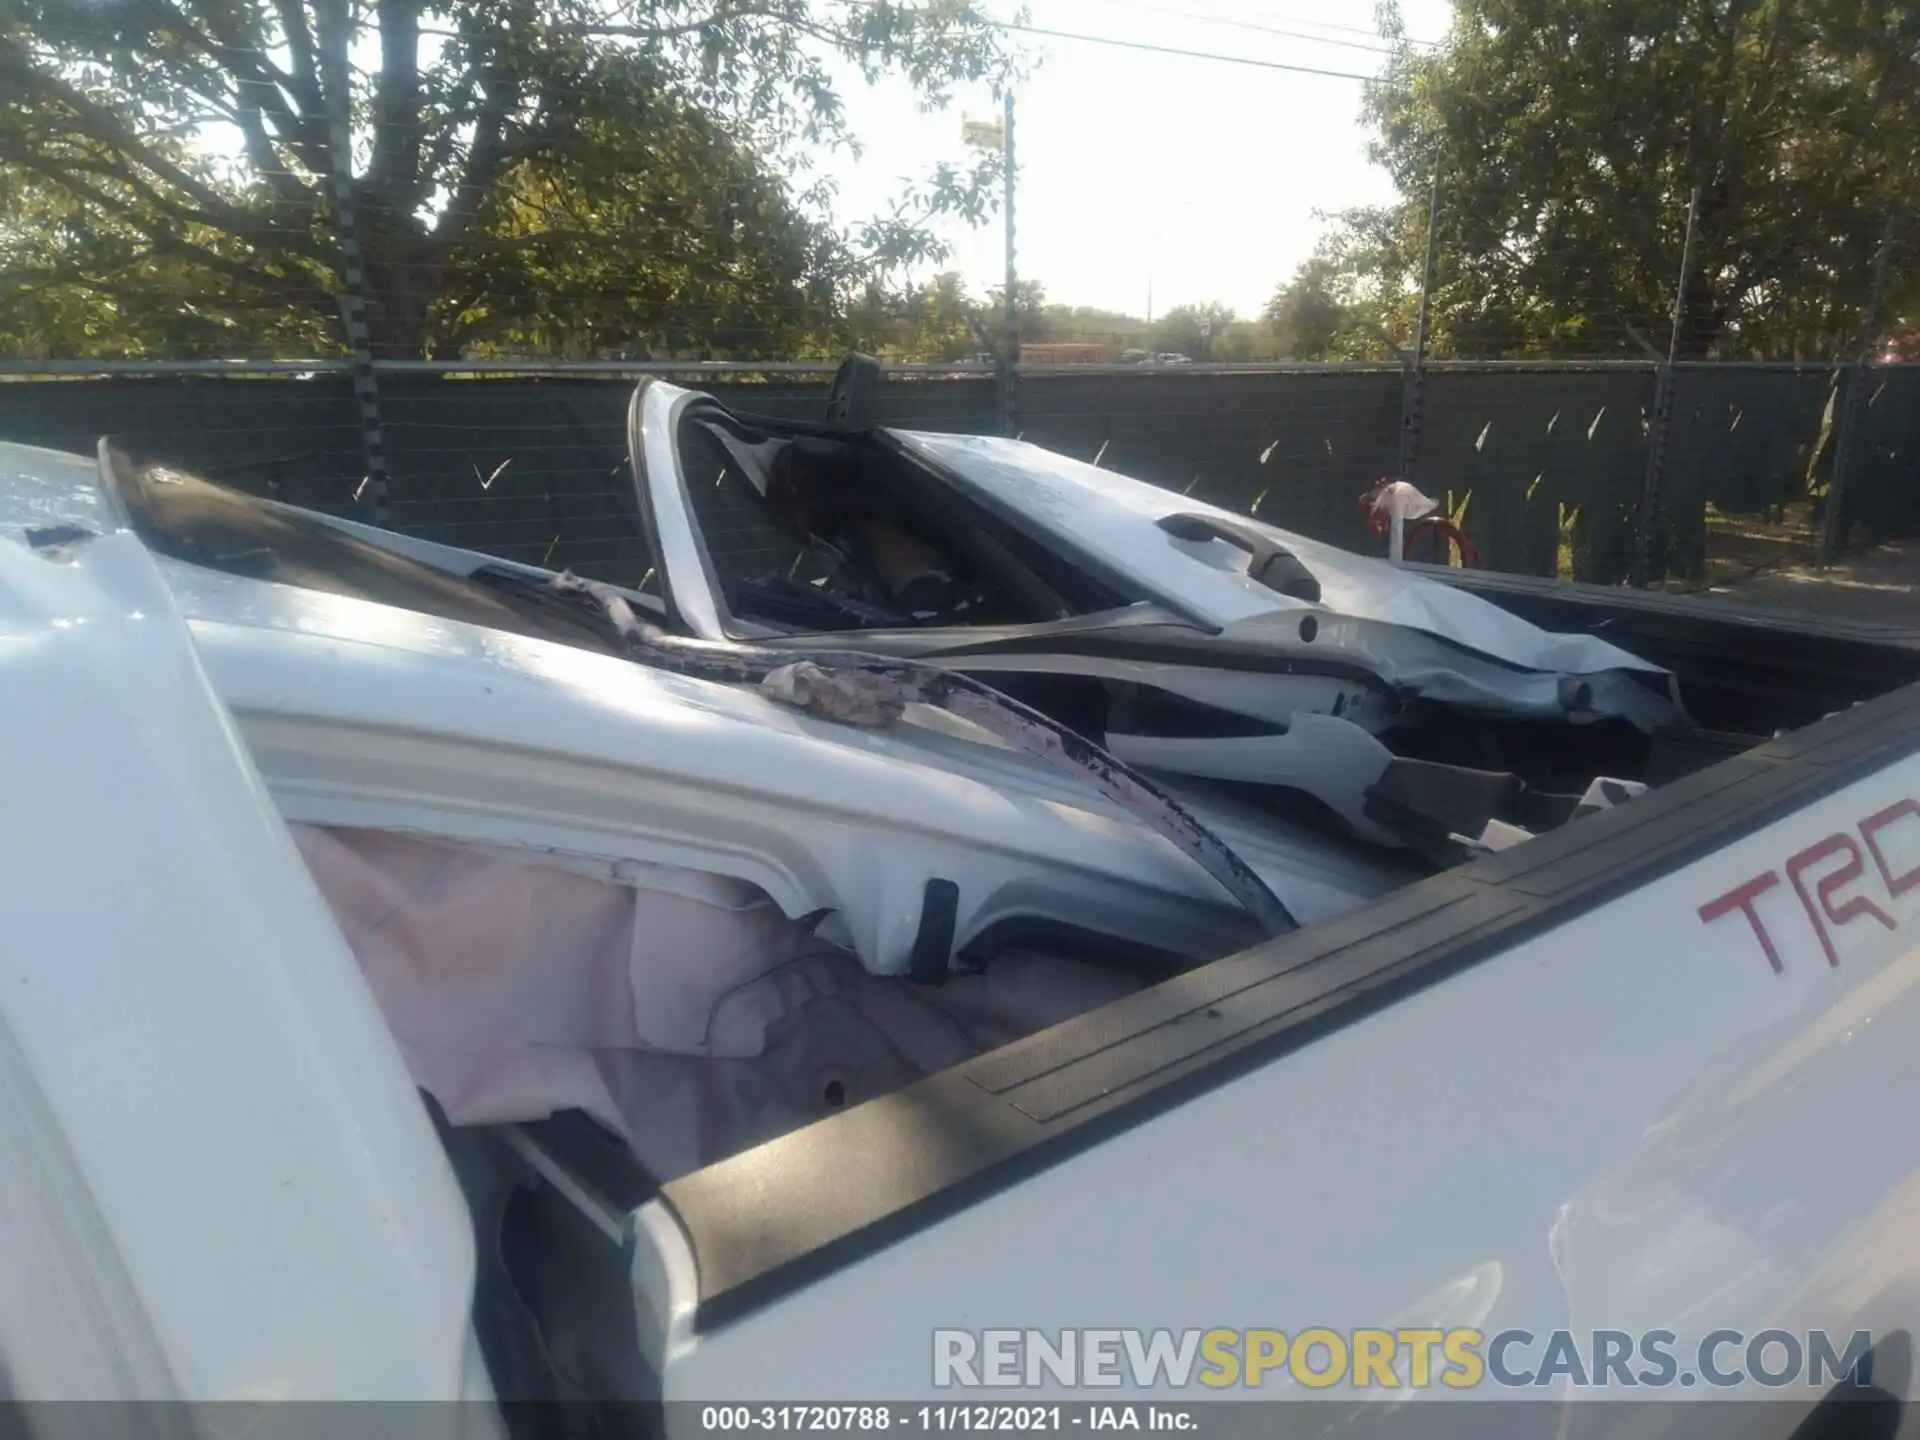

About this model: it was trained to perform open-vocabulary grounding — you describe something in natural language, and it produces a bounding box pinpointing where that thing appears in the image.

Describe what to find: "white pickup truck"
[3,370,1919,1439]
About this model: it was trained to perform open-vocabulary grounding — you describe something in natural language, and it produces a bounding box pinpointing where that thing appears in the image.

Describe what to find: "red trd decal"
[1785,834,1895,967]
[1699,799,1915,975]
[1860,800,1920,899]
[1697,872,1785,974]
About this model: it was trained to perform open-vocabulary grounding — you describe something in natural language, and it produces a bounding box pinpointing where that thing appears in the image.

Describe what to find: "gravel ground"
[1663,505,1920,627]
[1705,542,1920,625]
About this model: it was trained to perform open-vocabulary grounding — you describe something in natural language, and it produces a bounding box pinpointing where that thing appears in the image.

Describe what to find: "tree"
[0,165,341,356]
[1152,301,1235,359]
[1315,0,1920,360]
[0,0,1015,359]
[1028,300,1144,350]
[841,269,981,361]
[984,277,1048,344]
[1262,256,1345,360]
[432,80,862,359]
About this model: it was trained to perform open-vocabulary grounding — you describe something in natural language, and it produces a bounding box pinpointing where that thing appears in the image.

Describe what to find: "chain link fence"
[4,356,1913,591]
[8,0,1916,592]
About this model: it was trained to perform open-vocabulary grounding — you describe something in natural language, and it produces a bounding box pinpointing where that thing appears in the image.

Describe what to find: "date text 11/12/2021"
[698,1406,1196,1432]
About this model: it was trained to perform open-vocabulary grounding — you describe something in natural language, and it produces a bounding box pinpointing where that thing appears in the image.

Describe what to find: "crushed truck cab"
[4,407,1920,1440]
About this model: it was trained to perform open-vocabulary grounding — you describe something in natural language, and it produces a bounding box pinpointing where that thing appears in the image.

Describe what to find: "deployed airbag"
[291,824,1145,1181]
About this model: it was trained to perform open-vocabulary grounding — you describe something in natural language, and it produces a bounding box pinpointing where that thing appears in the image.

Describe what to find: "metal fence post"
[315,0,392,527]
[1000,88,1020,438]
[1819,211,1896,564]
[1397,166,1443,487]
[1631,186,1700,589]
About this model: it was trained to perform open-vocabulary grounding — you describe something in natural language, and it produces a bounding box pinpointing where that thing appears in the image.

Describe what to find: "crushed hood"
[888,431,1672,686]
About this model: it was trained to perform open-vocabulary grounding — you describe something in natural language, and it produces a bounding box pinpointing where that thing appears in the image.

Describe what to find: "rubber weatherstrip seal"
[656,676,1920,1333]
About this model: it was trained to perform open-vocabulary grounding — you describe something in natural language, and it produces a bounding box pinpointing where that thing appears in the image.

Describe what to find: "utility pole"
[1631,185,1700,588]
[1819,210,1896,565]
[1001,87,1019,436]
[1397,164,1444,486]
[314,0,391,526]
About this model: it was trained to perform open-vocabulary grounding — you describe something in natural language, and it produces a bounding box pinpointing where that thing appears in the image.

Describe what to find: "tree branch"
[273,0,325,118]
[232,102,315,208]
[369,0,424,200]
[429,69,522,248]
[9,254,334,334]
[0,39,291,246]
[415,83,471,196]
[12,157,324,301]
[39,152,226,230]
[124,0,327,188]
[10,129,322,262]
[577,0,804,43]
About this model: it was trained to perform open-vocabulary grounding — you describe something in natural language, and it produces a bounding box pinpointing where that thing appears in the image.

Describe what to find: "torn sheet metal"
[1573,777,1650,818]
[1459,775,1649,855]
[810,618,1678,735]
[889,430,1679,685]
[623,385,1683,735]
[551,571,1299,937]
[1214,609,1683,733]
[910,649,1399,732]
[760,660,905,728]
[182,568,1412,974]
[1103,715,1402,847]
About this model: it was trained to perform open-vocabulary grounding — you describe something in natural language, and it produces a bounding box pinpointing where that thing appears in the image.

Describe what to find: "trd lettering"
[1861,799,1920,898]
[1785,834,1893,967]
[1698,800,1920,975]
[1698,872,1785,973]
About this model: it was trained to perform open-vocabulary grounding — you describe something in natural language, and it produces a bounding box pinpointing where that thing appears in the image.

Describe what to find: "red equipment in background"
[1359,481,1483,569]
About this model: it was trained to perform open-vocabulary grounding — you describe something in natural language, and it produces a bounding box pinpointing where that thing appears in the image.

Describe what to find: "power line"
[992,21,1385,79]
[1213,4,1442,47]
[1071,0,1438,54]
[789,0,1411,79]
[1105,10,1396,55]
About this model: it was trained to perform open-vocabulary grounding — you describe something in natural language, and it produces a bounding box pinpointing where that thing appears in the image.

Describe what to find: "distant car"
[1155,351,1193,365]
[1118,348,1153,364]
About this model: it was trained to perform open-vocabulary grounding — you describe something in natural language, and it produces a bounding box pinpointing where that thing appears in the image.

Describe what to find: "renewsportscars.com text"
[931,1328,1875,1391]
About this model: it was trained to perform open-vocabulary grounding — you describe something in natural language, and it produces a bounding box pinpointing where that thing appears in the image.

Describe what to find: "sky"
[196,0,1452,324]
[810,0,1456,319]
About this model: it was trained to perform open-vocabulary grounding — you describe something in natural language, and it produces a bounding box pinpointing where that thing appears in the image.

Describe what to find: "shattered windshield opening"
[670,404,1129,634]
